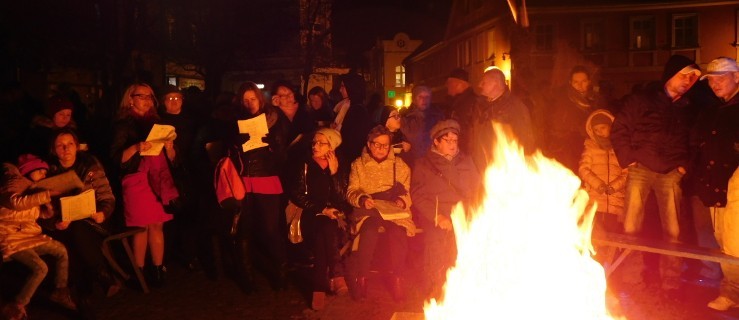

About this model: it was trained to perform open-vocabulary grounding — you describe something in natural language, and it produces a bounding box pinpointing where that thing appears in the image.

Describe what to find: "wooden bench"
[592,232,739,278]
[101,227,149,293]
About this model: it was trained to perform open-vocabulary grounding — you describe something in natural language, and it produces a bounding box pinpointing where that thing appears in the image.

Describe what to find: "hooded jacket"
[578,110,627,217]
[611,56,699,173]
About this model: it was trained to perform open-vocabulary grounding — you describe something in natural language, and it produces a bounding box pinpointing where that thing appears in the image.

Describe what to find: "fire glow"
[424,124,615,319]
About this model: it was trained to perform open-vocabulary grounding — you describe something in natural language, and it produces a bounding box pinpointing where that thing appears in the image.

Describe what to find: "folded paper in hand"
[237,113,270,152]
[373,200,411,220]
[141,124,177,156]
[60,189,96,222]
[34,171,84,194]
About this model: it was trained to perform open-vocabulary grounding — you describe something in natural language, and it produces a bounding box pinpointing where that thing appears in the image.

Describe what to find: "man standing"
[468,67,535,173]
[446,68,478,154]
[400,86,444,167]
[689,57,739,311]
[610,55,701,291]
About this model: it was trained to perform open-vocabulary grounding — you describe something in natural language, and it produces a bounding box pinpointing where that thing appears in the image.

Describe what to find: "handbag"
[285,163,307,244]
[285,200,303,244]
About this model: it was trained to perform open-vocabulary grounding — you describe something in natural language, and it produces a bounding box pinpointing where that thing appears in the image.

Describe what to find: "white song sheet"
[237,113,270,152]
[60,189,96,222]
[141,124,177,156]
[373,200,411,221]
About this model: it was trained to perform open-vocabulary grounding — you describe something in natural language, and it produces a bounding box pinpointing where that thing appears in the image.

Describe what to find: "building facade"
[406,0,739,102]
[368,33,422,107]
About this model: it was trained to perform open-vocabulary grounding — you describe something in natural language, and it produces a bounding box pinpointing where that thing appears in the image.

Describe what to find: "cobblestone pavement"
[6,249,739,320]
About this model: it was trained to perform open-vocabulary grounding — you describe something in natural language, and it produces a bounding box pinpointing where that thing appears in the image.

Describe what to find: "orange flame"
[424,124,615,319]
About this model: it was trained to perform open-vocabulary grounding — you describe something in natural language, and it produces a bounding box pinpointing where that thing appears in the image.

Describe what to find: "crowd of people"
[0,53,737,319]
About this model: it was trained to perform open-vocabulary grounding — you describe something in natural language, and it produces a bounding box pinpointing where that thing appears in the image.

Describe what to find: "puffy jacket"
[611,85,693,173]
[0,163,53,259]
[578,110,627,216]
[347,148,411,209]
[48,152,116,220]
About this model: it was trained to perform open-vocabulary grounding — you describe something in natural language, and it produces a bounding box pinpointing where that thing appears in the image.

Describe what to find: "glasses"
[166,96,182,101]
[312,141,330,147]
[278,93,294,99]
[441,137,459,144]
[131,94,155,100]
[370,142,390,149]
[389,114,401,120]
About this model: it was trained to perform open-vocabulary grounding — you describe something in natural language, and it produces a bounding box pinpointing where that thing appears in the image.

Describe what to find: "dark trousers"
[352,216,407,278]
[236,193,286,267]
[50,220,108,295]
[303,213,342,292]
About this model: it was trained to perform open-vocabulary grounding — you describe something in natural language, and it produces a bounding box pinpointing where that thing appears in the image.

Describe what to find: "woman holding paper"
[218,81,288,293]
[345,125,415,302]
[47,128,121,298]
[110,82,179,287]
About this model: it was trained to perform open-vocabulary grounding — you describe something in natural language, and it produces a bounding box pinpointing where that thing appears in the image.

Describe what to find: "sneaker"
[330,277,349,296]
[708,296,737,311]
[50,287,77,310]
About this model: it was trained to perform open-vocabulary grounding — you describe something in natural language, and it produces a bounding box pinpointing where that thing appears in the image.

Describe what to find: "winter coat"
[611,84,694,173]
[548,86,606,172]
[399,104,445,167]
[410,150,480,226]
[690,93,739,207]
[0,163,53,259]
[347,149,411,210]
[289,155,351,217]
[48,152,116,220]
[578,110,627,217]
[468,90,536,173]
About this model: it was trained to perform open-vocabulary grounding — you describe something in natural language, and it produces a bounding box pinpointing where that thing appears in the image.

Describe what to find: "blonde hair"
[117,83,159,119]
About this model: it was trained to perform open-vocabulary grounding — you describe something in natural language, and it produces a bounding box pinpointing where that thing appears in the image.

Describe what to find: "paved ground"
[4,246,739,320]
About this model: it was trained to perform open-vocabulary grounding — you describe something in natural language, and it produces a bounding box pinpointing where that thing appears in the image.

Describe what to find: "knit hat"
[700,57,739,80]
[17,154,49,177]
[430,119,461,140]
[46,95,74,117]
[590,113,612,127]
[661,55,701,83]
[315,128,342,150]
[379,105,398,126]
[448,68,469,82]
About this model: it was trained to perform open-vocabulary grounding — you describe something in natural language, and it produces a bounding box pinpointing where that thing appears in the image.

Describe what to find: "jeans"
[690,196,723,279]
[10,240,69,306]
[623,165,684,287]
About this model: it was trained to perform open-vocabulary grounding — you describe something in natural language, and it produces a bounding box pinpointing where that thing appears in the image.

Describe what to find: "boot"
[235,239,255,294]
[98,269,122,298]
[151,265,167,288]
[50,287,77,310]
[349,277,367,301]
[390,276,405,302]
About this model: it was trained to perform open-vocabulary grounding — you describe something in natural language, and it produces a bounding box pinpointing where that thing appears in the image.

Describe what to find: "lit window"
[630,16,655,50]
[395,65,405,87]
[581,20,604,51]
[672,14,698,48]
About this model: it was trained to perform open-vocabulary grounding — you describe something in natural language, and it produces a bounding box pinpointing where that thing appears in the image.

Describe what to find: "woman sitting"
[288,128,350,310]
[410,119,480,300]
[0,155,76,320]
[46,128,120,298]
[346,125,416,302]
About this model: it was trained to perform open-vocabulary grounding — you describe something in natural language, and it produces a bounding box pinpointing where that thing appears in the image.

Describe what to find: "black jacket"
[611,85,694,174]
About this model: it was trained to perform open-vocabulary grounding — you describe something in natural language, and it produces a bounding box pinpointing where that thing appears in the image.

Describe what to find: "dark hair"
[235,81,266,113]
[270,80,295,97]
[50,127,80,157]
[570,65,591,79]
[339,73,366,104]
[307,86,330,110]
[366,125,391,142]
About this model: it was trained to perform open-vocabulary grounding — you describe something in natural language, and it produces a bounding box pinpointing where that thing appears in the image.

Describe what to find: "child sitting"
[578,110,628,234]
[0,154,76,320]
